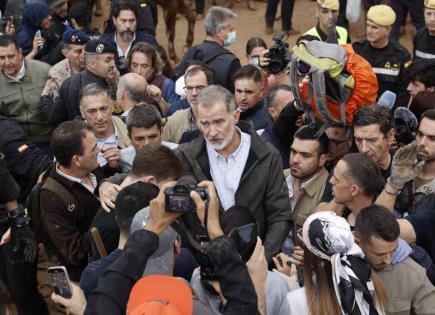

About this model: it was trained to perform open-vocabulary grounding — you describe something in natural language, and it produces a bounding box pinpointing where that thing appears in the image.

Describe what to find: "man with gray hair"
[116,72,147,118]
[177,84,292,262]
[41,38,118,125]
[174,6,241,92]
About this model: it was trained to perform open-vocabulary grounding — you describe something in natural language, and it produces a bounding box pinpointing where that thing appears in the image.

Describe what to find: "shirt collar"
[4,61,25,81]
[114,33,136,58]
[55,163,97,193]
[206,126,248,161]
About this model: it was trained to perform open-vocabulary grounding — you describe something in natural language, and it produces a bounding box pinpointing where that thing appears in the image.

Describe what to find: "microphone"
[377,90,396,110]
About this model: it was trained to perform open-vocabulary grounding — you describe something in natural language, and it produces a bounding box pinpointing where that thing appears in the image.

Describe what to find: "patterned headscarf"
[301,211,385,315]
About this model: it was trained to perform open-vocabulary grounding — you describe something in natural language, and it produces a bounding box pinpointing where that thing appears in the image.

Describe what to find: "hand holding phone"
[47,266,72,299]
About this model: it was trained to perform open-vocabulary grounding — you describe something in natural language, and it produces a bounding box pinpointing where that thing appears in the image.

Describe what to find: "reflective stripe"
[372,67,400,76]
[415,50,435,59]
[303,26,348,45]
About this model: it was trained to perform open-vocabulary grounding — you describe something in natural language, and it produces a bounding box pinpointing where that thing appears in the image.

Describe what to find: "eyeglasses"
[183,85,206,92]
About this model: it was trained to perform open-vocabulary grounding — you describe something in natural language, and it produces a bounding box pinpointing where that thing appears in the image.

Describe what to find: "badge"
[96,44,104,53]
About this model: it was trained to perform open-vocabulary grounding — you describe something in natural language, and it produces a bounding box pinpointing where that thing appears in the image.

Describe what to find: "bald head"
[117,73,147,111]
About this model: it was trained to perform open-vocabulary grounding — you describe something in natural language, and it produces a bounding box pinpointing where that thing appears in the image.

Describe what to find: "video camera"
[267,34,292,75]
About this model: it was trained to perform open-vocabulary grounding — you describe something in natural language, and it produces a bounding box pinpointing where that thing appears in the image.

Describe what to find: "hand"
[259,49,270,69]
[146,84,163,102]
[146,181,182,235]
[388,142,425,190]
[98,181,121,212]
[291,246,304,267]
[273,252,295,277]
[9,224,37,264]
[0,228,11,245]
[101,147,122,170]
[191,181,223,239]
[51,282,86,315]
[246,237,267,315]
[31,35,44,54]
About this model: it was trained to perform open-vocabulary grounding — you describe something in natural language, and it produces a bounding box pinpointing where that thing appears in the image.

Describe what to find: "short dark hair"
[115,181,159,236]
[131,145,182,182]
[407,60,435,88]
[354,204,400,244]
[0,35,17,48]
[51,121,93,167]
[421,108,435,122]
[126,104,162,134]
[232,64,262,85]
[265,84,292,109]
[245,37,267,56]
[110,0,137,18]
[185,65,216,85]
[294,124,329,156]
[341,153,385,198]
[353,105,394,136]
[126,42,157,72]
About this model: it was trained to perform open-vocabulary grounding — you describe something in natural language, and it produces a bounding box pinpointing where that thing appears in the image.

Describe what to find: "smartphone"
[47,266,73,299]
[35,30,42,38]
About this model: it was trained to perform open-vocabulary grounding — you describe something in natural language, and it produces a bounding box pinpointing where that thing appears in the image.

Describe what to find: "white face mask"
[248,57,260,68]
[224,30,236,47]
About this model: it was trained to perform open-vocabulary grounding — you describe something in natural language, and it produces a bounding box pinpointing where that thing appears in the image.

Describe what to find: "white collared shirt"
[207,128,251,211]
[96,120,119,166]
[4,61,25,81]
[114,33,136,60]
[56,164,97,193]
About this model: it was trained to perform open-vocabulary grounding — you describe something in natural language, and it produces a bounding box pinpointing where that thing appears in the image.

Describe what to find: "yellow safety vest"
[304,26,348,45]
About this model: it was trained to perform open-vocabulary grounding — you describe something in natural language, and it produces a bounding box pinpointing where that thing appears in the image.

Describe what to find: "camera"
[267,34,292,75]
[164,176,209,213]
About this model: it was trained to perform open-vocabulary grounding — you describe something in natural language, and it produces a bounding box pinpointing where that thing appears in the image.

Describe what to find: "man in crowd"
[42,28,89,100]
[175,6,241,92]
[103,0,156,74]
[41,38,117,125]
[163,65,214,143]
[0,35,53,155]
[355,205,435,314]
[40,121,107,281]
[407,60,435,101]
[389,0,425,42]
[177,85,291,262]
[413,0,435,61]
[353,5,411,108]
[122,105,178,172]
[234,65,271,131]
[46,0,69,58]
[79,83,128,167]
[304,0,349,44]
[324,124,353,171]
[69,3,102,40]
[116,72,147,118]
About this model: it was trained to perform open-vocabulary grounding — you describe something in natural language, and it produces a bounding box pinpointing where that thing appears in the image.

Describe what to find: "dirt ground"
[13,1,417,314]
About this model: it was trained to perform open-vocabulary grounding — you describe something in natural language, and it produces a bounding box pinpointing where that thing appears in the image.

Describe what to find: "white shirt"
[96,121,119,166]
[207,128,251,210]
[114,33,136,60]
[4,62,25,81]
[55,164,97,193]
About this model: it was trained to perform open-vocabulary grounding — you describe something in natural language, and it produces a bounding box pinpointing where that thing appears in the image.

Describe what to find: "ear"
[319,153,328,167]
[233,109,240,124]
[79,106,86,119]
[259,82,266,98]
[142,175,157,185]
[71,154,81,168]
[61,47,68,58]
[350,183,360,197]
[354,234,361,245]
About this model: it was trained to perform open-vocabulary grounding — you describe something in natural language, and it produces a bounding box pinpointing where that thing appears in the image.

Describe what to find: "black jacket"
[413,27,435,61]
[40,69,109,125]
[84,231,259,315]
[239,101,272,131]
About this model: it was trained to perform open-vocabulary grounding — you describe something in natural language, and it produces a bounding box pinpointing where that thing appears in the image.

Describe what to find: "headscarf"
[301,211,385,315]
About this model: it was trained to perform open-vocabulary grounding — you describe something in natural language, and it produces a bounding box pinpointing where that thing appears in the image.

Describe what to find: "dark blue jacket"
[239,101,272,131]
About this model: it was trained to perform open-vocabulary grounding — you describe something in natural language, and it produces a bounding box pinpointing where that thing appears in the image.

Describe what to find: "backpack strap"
[41,177,79,212]
[194,45,234,64]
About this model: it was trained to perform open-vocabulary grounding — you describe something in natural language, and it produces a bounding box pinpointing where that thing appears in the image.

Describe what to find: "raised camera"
[267,34,292,75]
[165,183,208,213]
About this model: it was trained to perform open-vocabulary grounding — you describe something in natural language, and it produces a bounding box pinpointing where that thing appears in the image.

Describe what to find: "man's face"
[196,101,239,151]
[113,10,137,42]
[0,44,23,77]
[88,53,116,80]
[325,126,351,163]
[267,89,294,121]
[76,130,100,172]
[290,138,324,180]
[40,15,52,29]
[354,124,392,167]
[217,17,236,43]
[317,6,339,30]
[416,117,435,162]
[80,92,113,137]
[130,52,153,81]
[424,8,435,34]
[54,1,68,18]
[330,160,353,205]
[234,78,263,111]
[63,44,85,71]
[358,235,398,271]
[407,80,427,98]
[129,125,162,151]
[366,20,390,45]
[185,72,208,107]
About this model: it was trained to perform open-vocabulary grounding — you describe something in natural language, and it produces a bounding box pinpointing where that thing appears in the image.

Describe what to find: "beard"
[120,30,134,42]
[204,127,235,151]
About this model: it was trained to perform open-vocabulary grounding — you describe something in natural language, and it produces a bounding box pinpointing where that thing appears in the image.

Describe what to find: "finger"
[190,190,205,224]
[413,160,426,175]
[197,180,217,200]
[51,292,68,306]
[272,256,280,269]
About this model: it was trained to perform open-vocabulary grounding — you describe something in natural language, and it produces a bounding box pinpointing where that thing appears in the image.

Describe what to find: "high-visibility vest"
[304,26,348,45]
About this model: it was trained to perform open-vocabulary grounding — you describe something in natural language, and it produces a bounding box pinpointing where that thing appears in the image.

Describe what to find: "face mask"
[224,30,236,47]
[249,57,260,68]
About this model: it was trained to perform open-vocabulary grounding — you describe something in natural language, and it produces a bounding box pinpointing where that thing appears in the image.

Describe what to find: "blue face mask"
[224,30,236,47]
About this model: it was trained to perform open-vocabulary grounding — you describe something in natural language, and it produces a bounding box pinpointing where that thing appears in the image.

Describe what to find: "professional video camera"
[267,34,292,75]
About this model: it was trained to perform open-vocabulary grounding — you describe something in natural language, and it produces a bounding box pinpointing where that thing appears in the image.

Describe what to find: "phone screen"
[47,266,72,299]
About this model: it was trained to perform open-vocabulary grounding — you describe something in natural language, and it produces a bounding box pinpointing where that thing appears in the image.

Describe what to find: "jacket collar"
[301,167,329,198]
[82,69,108,87]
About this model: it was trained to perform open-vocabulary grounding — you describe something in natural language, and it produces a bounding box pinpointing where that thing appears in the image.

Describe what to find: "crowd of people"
[0,0,435,314]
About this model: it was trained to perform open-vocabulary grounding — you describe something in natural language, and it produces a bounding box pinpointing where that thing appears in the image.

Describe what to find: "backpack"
[290,40,378,128]
[26,175,79,254]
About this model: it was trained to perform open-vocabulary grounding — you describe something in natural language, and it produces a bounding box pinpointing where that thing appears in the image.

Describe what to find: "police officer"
[353,5,411,108]
[303,0,350,44]
[390,0,425,42]
[413,0,435,61]
[0,114,52,315]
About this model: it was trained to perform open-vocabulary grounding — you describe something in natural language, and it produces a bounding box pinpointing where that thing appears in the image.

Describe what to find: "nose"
[208,124,219,138]
[418,135,428,147]
[95,110,104,121]
[406,82,413,93]
[381,253,392,265]
[360,140,369,154]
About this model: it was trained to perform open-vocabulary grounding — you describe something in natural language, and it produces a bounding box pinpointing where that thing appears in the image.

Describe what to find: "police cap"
[85,39,116,54]
[62,27,90,45]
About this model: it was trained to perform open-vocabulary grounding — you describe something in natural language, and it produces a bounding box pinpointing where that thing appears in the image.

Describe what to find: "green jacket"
[0,59,53,143]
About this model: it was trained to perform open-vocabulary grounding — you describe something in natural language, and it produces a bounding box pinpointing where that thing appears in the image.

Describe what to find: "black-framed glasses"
[183,85,206,92]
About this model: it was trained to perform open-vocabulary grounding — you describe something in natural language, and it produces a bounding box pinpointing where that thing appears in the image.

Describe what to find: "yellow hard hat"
[367,5,396,26]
